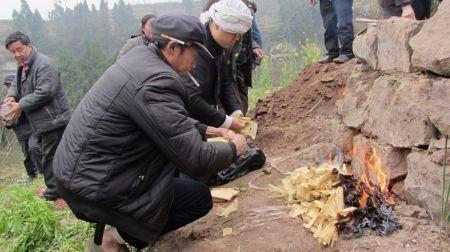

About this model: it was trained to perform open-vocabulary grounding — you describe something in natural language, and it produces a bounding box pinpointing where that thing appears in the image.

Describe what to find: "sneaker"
[318,55,338,64]
[333,54,354,64]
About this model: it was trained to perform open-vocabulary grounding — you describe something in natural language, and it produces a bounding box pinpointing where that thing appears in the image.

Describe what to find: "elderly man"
[1,75,41,182]
[53,14,247,250]
[189,0,253,129]
[378,0,432,20]
[3,32,70,201]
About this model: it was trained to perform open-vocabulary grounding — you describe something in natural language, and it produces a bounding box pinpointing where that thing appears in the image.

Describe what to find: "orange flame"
[364,148,388,193]
[358,190,370,208]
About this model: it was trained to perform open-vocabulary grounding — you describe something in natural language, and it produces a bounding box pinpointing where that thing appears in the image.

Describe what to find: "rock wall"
[339,0,450,221]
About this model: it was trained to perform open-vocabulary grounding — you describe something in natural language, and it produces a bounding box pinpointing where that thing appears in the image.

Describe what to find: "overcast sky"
[0,0,179,20]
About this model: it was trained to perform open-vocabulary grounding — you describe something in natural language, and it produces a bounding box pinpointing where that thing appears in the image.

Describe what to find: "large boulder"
[362,74,434,148]
[410,0,450,77]
[429,79,450,136]
[405,150,450,222]
[376,17,423,73]
[351,135,408,189]
[353,25,378,70]
[336,66,380,129]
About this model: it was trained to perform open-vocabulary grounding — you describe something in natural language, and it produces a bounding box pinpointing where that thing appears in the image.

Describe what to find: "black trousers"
[379,0,432,20]
[319,0,354,56]
[42,128,65,200]
[18,134,41,177]
[118,178,213,249]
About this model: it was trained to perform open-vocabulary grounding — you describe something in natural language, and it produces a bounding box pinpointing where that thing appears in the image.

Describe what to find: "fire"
[355,145,394,208]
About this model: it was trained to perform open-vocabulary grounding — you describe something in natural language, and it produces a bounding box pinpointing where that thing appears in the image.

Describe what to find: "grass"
[249,40,321,110]
[0,143,93,251]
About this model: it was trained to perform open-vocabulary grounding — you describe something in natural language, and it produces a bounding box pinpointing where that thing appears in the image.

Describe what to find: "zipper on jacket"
[44,106,55,120]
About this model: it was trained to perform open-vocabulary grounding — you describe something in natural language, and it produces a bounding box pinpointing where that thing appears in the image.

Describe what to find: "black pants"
[42,128,65,200]
[118,178,213,249]
[18,134,41,177]
[379,0,431,20]
[319,0,354,56]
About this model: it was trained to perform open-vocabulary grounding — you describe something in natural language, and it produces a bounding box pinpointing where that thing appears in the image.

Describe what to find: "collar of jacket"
[23,46,38,68]
[205,22,224,58]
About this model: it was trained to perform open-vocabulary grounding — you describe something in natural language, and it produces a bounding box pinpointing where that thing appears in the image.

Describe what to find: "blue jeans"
[319,0,354,56]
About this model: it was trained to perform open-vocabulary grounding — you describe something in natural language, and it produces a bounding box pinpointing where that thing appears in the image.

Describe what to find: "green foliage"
[249,40,321,109]
[0,185,92,251]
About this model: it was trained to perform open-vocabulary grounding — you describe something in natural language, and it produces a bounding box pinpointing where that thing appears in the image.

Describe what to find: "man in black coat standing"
[53,14,247,251]
[3,32,70,201]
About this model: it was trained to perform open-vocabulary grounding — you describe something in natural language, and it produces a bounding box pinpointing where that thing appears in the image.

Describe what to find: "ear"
[167,41,177,53]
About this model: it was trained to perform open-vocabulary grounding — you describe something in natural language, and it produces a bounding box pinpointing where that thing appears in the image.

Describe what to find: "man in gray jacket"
[3,32,71,201]
[53,14,246,250]
[2,75,41,181]
[117,14,156,59]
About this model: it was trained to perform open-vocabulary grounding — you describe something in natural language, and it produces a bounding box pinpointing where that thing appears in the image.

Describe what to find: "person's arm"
[18,63,59,113]
[129,76,244,177]
[395,0,415,19]
[251,15,263,48]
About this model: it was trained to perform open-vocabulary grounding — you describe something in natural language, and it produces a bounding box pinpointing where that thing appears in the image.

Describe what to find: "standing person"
[189,0,253,129]
[309,0,354,64]
[117,14,156,59]
[53,14,247,250]
[378,0,432,20]
[1,75,41,182]
[3,32,71,201]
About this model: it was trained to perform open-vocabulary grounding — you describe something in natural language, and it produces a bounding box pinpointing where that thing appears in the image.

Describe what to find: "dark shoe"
[43,189,59,201]
[318,55,338,64]
[333,54,354,64]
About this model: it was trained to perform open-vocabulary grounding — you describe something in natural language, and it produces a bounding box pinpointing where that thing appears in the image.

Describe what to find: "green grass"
[0,181,92,251]
[249,40,321,110]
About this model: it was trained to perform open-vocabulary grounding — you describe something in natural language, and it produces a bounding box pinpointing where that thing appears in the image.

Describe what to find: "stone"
[404,150,450,222]
[336,68,379,129]
[353,25,378,70]
[376,17,423,73]
[362,74,434,148]
[331,118,357,162]
[351,135,409,189]
[429,79,450,136]
[410,0,450,77]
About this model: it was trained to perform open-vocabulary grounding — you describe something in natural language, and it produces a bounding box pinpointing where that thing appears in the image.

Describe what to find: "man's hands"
[230,117,246,131]
[1,101,21,126]
[401,4,416,20]
[309,0,317,6]
[3,97,15,103]
[228,131,247,156]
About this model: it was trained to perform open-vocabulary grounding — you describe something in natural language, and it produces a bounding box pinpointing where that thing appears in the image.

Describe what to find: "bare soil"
[151,60,450,252]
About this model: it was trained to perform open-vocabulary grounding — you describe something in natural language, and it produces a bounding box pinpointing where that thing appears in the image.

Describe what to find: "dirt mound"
[253,60,355,156]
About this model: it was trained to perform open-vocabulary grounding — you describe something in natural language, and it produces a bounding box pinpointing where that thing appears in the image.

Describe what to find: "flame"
[364,148,388,193]
[359,190,369,208]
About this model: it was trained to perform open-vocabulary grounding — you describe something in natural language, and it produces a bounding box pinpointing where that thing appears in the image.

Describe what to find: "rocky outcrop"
[353,25,378,70]
[376,17,422,73]
[428,79,450,136]
[410,0,450,77]
[362,74,434,148]
[404,150,450,221]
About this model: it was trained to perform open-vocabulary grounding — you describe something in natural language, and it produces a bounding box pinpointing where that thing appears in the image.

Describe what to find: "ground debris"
[269,163,356,246]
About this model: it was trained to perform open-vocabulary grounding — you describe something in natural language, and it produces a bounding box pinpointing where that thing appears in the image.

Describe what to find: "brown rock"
[376,17,423,73]
[353,25,378,70]
[429,79,450,136]
[410,0,450,77]
[404,150,450,222]
[362,74,434,148]
[351,135,409,188]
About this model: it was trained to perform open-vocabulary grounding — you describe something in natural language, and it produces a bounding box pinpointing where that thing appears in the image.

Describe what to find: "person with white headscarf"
[186,0,253,133]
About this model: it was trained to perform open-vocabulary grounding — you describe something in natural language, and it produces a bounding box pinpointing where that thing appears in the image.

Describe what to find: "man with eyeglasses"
[187,0,253,131]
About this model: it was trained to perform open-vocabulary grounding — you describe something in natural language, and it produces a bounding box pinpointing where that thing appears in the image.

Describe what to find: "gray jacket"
[116,34,149,60]
[7,47,70,135]
[54,45,235,244]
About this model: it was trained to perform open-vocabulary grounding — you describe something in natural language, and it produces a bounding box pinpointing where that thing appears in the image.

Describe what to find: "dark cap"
[3,75,15,86]
[152,14,206,45]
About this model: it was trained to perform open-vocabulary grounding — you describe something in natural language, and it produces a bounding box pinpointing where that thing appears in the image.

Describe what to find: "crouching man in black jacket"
[53,14,247,251]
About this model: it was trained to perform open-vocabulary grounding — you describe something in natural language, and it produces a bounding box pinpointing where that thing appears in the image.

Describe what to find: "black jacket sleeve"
[185,83,226,127]
[129,75,235,178]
